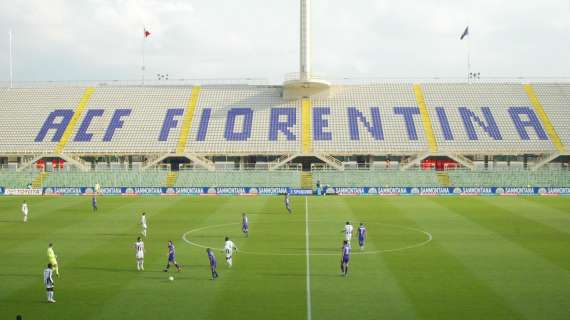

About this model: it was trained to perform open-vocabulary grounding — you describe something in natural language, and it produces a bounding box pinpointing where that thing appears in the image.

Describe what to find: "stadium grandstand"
[1,81,569,192]
[0,0,569,195]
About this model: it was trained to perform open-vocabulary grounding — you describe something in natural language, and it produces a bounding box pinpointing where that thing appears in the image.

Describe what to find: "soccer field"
[1,195,569,320]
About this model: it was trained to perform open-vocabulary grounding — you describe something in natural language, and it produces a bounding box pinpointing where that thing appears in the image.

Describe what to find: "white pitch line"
[305,196,312,320]
[181,222,433,256]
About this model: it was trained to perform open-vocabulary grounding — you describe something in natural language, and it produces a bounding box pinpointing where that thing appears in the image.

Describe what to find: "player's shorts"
[46,286,54,291]
[342,255,350,263]
[225,249,232,258]
[136,252,144,259]
[142,224,148,229]
[168,254,175,262]
[49,259,58,266]
[359,238,365,246]
[210,261,217,269]
[345,234,352,241]
[242,225,248,232]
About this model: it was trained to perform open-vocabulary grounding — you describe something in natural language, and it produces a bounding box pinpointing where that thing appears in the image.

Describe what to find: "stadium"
[1,1,569,320]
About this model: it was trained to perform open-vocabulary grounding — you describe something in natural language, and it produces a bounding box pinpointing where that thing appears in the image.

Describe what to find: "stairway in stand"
[301,171,313,189]
[436,172,451,187]
[165,171,179,188]
[32,171,48,188]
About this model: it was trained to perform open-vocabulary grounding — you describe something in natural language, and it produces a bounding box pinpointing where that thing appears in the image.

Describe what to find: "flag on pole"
[460,26,469,40]
[144,29,151,38]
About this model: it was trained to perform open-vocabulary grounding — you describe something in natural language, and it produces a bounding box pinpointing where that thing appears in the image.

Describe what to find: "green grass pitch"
[1,195,569,320]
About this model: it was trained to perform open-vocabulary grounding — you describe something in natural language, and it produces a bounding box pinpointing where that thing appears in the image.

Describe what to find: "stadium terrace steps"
[176,86,201,154]
[413,84,438,153]
[301,171,313,189]
[301,98,312,153]
[31,171,48,188]
[165,171,179,188]
[54,87,95,154]
[0,83,569,156]
[528,84,569,152]
[436,172,451,187]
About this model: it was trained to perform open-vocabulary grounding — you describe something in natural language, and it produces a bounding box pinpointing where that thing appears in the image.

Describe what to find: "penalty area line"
[305,196,312,320]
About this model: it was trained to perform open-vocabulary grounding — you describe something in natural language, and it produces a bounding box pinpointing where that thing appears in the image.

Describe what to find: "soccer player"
[343,221,354,247]
[47,243,59,277]
[242,213,249,237]
[285,193,292,214]
[140,212,147,238]
[340,240,351,277]
[92,195,98,212]
[163,240,181,272]
[207,248,219,280]
[135,237,145,271]
[44,263,56,303]
[224,236,238,268]
[22,201,28,222]
[358,223,367,250]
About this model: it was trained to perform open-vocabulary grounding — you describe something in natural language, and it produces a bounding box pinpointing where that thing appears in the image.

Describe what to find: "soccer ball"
[169,276,174,281]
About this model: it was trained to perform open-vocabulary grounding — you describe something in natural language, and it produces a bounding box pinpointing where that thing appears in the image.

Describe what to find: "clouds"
[0,0,568,83]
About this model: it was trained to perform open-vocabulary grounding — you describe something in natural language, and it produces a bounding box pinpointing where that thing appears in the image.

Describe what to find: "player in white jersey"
[284,193,292,214]
[140,212,147,237]
[224,236,238,268]
[135,237,145,271]
[343,221,354,246]
[44,263,56,303]
[22,201,28,222]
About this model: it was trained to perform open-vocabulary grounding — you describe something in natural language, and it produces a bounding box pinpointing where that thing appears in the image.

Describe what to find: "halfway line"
[305,196,312,320]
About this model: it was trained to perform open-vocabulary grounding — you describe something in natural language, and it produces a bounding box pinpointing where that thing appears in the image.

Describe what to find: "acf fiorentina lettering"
[34,106,549,143]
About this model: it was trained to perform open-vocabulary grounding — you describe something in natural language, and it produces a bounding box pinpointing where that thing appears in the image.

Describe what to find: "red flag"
[144,29,151,38]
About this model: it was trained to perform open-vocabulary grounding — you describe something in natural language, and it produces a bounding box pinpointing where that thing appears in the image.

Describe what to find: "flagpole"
[9,29,14,89]
[467,31,471,83]
[141,26,145,85]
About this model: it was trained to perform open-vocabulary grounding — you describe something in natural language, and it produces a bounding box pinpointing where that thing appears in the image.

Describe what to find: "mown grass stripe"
[438,197,570,271]
[378,197,523,320]
[420,197,570,320]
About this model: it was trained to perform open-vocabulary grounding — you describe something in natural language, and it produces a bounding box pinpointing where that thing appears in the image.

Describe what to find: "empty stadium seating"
[1,167,569,188]
[313,168,570,188]
[41,170,168,188]
[175,169,301,187]
[1,83,568,156]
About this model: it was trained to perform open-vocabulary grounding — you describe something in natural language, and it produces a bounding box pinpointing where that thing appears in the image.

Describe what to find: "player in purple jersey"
[358,223,366,250]
[340,240,350,277]
[242,213,249,237]
[91,196,98,212]
[207,248,219,280]
[163,240,181,272]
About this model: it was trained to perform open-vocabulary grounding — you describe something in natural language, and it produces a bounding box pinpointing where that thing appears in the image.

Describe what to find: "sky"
[0,0,569,84]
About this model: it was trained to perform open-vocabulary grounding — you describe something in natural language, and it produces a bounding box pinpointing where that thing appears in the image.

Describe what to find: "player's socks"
[141,261,144,270]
